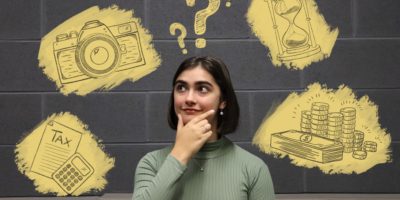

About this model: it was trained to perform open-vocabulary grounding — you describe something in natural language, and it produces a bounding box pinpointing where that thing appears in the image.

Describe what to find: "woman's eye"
[175,85,187,92]
[198,86,209,93]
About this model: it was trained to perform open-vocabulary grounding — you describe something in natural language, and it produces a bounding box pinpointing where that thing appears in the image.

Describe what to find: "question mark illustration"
[187,0,231,8]
[226,0,231,7]
[186,0,221,48]
[169,22,188,54]
[186,0,195,7]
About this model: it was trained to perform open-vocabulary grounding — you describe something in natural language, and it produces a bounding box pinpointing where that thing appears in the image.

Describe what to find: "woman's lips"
[182,108,200,114]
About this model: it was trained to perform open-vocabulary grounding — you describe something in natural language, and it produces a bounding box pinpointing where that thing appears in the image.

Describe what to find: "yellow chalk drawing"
[169,23,188,54]
[38,6,161,96]
[171,0,231,52]
[226,0,232,8]
[253,83,392,174]
[15,112,115,196]
[247,0,339,69]
[225,0,232,8]
[193,0,220,48]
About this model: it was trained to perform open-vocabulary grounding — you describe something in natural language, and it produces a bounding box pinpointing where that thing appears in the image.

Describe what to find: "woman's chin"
[181,115,196,124]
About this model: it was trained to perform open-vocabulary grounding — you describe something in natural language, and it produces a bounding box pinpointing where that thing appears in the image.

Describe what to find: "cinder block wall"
[0,0,399,197]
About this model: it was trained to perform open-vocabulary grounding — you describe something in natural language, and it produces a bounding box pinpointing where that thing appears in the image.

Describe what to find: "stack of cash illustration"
[353,130,364,151]
[364,141,377,152]
[310,102,329,137]
[340,107,356,153]
[327,112,343,141]
[294,102,379,162]
[301,111,312,133]
[270,130,344,163]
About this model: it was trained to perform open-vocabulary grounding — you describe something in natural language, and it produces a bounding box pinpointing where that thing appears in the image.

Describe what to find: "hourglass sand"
[266,0,320,62]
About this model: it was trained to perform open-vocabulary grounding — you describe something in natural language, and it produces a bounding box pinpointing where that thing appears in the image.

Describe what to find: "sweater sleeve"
[248,163,275,200]
[133,153,187,200]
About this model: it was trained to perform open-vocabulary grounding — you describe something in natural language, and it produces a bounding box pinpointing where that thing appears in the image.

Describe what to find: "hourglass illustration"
[265,0,320,61]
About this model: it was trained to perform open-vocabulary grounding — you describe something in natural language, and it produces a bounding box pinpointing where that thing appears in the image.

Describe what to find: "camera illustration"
[53,20,146,84]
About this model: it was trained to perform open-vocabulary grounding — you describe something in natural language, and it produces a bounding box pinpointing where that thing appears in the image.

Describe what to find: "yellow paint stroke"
[247,0,338,69]
[253,83,392,174]
[170,22,188,54]
[38,5,161,96]
[15,112,115,196]
[188,0,221,48]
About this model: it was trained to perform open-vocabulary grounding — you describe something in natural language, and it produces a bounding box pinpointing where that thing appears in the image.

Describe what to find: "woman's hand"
[170,110,215,165]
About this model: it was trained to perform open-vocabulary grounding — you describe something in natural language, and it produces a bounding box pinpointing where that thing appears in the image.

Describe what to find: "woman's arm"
[133,110,215,200]
[133,153,186,200]
[248,163,276,200]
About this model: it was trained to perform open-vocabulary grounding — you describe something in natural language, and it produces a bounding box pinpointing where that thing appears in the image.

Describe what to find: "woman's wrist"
[170,148,191,165]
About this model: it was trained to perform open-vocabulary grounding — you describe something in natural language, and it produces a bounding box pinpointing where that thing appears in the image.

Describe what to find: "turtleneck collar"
[194,136,232,159]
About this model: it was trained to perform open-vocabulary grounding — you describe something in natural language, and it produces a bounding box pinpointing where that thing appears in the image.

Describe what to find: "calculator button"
[67,179,71,183]
[67,164,71,168]
[55,174,60,178]
[63,175,67,179]
[78,176,83,180]
[67,171,71,175]
[67,186,71,191]
[63,182,68,186]
[60,178,64,182]
[63,167,67,171]
[74,172,79,176]
[74,179,78,183]
[71,168,75,172]
[70,175,75,179]
[70,183,75,187]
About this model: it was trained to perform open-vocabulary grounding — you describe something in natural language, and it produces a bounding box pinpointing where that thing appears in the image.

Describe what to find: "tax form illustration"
[30,121,83,178]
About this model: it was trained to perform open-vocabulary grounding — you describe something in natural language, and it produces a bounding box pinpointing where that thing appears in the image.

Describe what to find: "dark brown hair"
[167,56,239,135]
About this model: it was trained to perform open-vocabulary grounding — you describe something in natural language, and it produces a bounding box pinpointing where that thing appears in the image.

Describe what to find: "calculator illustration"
[52,153,94,194]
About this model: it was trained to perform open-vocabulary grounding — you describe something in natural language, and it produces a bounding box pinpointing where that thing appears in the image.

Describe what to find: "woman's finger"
[188,109,215,125]
[177,114,183,130]
[196,119,209,128]
[201,131,213,141]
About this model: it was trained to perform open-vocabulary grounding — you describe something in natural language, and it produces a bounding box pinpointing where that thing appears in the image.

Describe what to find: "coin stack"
[364,141,377,152]
[301,110,312,133]
[352,150,367,160]
[353,130,364,151]
[327,112,343,141]
[340,107,356,153]
[310,102,329,137]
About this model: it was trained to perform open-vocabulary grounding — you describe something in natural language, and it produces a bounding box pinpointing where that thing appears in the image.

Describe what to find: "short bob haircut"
[167,56,240,135]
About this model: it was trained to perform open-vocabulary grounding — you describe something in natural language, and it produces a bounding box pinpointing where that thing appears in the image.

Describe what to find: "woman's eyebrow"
[174,80,187,85]
[195,81,213,87]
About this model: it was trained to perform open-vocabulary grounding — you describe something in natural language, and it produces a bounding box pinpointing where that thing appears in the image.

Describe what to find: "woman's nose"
[185,90,196,104]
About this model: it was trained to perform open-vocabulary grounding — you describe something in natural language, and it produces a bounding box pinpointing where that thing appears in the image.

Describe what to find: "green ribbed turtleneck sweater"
[133,136,275,200]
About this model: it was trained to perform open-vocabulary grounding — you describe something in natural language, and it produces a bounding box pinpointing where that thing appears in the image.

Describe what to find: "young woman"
[133,56,275,200]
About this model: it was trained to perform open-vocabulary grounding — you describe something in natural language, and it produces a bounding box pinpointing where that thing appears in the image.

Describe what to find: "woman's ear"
[219,100,226,109]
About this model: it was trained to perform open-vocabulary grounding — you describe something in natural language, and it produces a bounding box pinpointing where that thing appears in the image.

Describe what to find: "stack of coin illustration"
[327,112,343,141]
[353,130,364,151]
[352,150,367,160]
[339,107,356,153]
[301,110,312,133]
[364,141,377,152]
[310,102,329,137]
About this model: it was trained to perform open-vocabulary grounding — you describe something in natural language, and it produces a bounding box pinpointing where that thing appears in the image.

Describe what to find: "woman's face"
[173,66,226,126]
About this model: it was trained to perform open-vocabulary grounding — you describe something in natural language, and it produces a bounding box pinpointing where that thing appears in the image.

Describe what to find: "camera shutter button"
[56,34,69,42]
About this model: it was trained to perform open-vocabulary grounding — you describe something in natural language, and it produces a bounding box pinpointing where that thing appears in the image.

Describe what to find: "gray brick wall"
[0,0,399,196]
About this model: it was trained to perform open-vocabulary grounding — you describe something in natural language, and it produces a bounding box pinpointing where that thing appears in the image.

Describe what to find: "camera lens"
[76,35,120,77]
[90,47,109,65]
